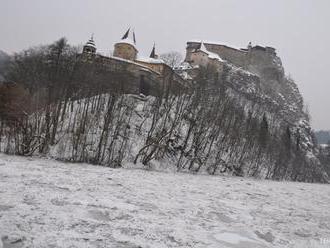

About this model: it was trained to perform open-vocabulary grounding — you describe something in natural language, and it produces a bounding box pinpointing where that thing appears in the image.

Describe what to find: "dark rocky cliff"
[218,50,327,181]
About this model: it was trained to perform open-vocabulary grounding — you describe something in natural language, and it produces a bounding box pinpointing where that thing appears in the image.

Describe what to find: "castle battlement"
[80,30,282,96]
[185,40,277,69]
[80,30,188,97]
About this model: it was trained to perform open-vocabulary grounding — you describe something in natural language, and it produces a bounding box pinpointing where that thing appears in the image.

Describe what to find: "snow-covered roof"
[178,71,193,80]
[115,38,137,50]
[174,62,193,70]
[105,55,161,75]
[85,38,96,49]
[188,39,245,52]
[136,56,165,64]
[198,42,224,62]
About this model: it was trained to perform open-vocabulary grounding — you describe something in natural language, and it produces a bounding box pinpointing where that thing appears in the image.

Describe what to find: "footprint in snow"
[50,198,68,206]
[0,205,13,212]
[254,230,275,243]
[294,228,312,238]
[208,211,235,223]
[88,209,111,222]
[1,236,25,248]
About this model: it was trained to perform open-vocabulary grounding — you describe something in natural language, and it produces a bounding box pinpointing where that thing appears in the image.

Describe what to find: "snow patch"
[0,154,330,247]
[214,232,256,244]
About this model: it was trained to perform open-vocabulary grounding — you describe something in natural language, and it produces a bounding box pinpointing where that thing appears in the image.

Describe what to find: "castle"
[81,29,186,96]
[80,29,283,96]
[185,40,277,68]
[185,39,284,84]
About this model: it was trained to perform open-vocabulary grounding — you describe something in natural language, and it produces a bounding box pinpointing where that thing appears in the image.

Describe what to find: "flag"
[122,28,130,40]
[150,44,156,58]
[133,31,136,44]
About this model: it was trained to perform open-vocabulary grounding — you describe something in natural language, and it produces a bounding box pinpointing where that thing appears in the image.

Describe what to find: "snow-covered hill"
[0,154,329,248]
[1,39,326,182]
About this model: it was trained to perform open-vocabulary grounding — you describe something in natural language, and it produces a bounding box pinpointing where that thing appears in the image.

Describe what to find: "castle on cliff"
[80,28,283,95]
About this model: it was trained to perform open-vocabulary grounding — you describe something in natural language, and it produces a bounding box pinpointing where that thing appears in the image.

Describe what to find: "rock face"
[185,41,303,122]
[229,49,312,149]
[182,41,327,182]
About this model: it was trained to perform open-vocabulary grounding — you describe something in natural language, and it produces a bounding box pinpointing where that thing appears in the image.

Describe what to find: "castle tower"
[82,35,96,54]
[247,42,252,52]
[113,28,138,61]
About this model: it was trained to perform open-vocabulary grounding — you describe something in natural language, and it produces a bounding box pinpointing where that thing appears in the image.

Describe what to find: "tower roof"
[197,41,224,62]
[85,34,96,49]
[149,43,156,58]
[121,28,130,40]
[136,43,165,64]
[115,28,137,50]
[136,56,165,64]
[199,41,209,55]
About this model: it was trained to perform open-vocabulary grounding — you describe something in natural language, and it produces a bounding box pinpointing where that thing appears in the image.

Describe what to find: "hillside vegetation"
[0,38,328,182]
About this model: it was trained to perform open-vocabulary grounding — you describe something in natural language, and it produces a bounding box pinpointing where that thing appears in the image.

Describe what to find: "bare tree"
[160,51,183,68]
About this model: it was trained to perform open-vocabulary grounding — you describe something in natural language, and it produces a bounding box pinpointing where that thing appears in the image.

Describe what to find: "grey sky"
[1,0,329,130]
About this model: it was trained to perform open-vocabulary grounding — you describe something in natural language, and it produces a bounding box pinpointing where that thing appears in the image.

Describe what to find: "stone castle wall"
[204,43,247,67]
[135,61,165,75]
[246,48,284,83]
[113,43,137,61]
[79,53,187,97]
[189,51,210,67]
[185,41,247,68]
[185,41,280,73]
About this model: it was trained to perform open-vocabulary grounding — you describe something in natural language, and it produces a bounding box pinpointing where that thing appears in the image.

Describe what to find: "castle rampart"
[186,41,247,68]
[80,29,187,97]
[79,53,187,97]
[185,40,278,72]
[113,42,138,61]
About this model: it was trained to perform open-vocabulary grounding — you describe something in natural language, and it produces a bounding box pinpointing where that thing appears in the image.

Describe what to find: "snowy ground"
[0,154,330,248]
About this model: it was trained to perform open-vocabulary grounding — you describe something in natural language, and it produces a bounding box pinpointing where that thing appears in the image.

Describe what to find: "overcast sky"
[1,0,329,130]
